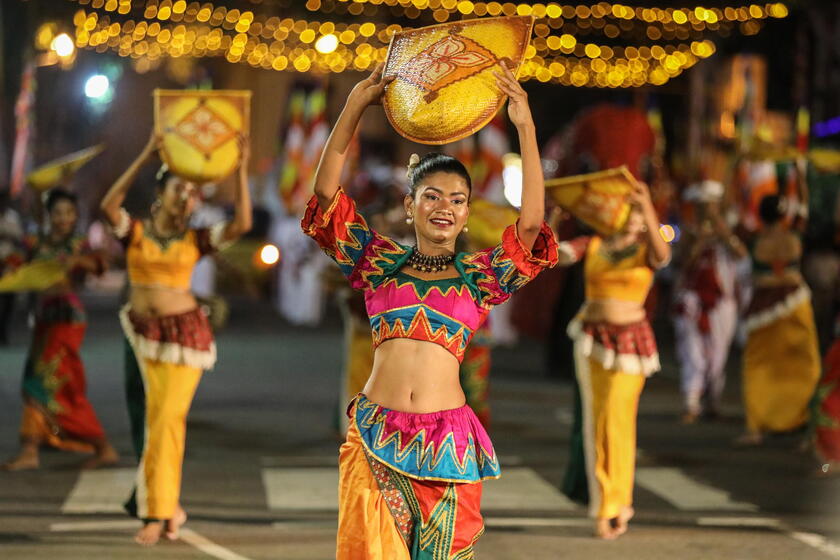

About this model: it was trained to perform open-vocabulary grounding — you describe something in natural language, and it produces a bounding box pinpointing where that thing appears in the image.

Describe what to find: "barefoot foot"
[680,412,699,425]
[595,518,619,540]
[81,444,120,470]
[135,521,164,546]
[165,506,187,541]
[1,448,39,471]
[615,506,635,536]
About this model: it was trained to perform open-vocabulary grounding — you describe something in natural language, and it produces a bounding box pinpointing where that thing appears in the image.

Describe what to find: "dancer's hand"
[628,180,654,212]
[346,63,394,110]
[494,61,533,130]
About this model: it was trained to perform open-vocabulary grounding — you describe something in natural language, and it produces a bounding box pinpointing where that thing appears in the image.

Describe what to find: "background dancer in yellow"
[557,181,670,539]
[737,192,821,446]
[100,132,252,546]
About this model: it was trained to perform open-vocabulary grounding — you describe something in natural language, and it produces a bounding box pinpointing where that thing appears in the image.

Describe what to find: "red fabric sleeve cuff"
[501,221,559,277]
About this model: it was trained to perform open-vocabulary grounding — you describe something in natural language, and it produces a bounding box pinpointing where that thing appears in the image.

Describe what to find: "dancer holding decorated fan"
[303,59,557,558]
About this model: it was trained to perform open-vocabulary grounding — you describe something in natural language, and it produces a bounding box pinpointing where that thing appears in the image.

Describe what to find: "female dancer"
[738,194,820,445]
[813,314,840,476]
[303,62,557,558]
[2,189,118,471]
[557,181,670,539]
[100,133,251,545]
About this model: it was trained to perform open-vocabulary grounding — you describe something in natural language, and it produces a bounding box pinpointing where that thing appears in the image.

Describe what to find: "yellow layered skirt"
[743,297,821,433]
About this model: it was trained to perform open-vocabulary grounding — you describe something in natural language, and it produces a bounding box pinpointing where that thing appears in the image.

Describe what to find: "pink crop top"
[302,190,559,362]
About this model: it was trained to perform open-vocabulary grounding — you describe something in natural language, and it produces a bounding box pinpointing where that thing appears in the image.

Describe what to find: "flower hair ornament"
[406,153,421,178]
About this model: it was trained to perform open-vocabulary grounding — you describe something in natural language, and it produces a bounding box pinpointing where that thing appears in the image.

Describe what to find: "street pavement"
[1,292,838,560]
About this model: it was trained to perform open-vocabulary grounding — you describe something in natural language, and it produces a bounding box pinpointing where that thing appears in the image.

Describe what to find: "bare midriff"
[129,285,198,316]
[581,299,646,325]
[362,338,466,414]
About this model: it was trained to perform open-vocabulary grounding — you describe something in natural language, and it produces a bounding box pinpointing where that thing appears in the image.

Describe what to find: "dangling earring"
[462,226,469,233]
[151,198,162,215]
[406,214,413,225]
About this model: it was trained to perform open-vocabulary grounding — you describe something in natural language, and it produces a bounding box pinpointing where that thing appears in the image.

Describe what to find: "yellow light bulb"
[559,34,576,50]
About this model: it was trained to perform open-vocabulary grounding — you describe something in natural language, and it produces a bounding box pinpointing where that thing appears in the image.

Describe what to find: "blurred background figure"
[556,181,671,540]
[1,188,118,471]
[673,179,747,424]
[812,311,840,477]
[0,189,24,345]
[737,188,821,446]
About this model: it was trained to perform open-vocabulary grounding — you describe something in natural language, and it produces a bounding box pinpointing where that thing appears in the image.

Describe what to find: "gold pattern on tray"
[383,16,534,145]
[546,166,637,236]
[154,89,251,183]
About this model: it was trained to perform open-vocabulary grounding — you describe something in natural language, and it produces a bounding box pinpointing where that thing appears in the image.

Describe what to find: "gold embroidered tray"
[545,166,636,236]
[382,16,534,145]
[154,89,251,183]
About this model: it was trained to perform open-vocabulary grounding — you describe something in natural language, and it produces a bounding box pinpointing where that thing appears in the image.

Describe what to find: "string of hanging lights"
[57,0,787,87]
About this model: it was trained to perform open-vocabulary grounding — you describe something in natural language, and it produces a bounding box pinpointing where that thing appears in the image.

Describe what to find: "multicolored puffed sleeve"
[303,189,406,291]
[460,221,559,307]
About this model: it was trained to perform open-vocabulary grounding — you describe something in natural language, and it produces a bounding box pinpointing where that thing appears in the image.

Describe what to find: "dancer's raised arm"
[629,180,671,268]
[100,131,159,226]
[312,63,392,210]
[494,61,544,251]
[217,135,253,243]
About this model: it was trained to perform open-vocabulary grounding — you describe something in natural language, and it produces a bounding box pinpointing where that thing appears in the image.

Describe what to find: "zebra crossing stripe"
[261,467,338,510]
[787,531,840,559]
[482,467,578,511]
[60,468,135,513]
[259,465,577,512]
[635,467,759,511]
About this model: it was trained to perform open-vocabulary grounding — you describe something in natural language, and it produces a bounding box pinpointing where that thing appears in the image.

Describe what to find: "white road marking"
[262,467,338,510]
[261,465,576,512]
[787,531,840,559]
[49,520,255,560]
[60,468,136,513]
[482,467,579,511]
[50,520,140,532]
[180,528,255,560]
[635,467,759,511]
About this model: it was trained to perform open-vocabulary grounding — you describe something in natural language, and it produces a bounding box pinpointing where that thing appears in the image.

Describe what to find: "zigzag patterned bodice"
[302,189,559,363]
[366,270,489,362]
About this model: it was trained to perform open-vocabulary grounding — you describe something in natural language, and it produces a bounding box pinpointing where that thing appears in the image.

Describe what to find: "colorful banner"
[10,62,35,197]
